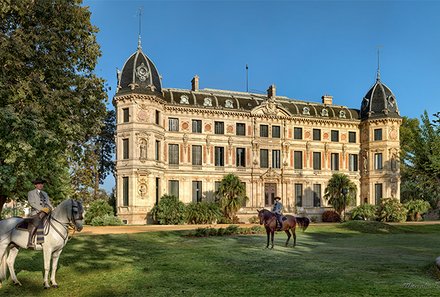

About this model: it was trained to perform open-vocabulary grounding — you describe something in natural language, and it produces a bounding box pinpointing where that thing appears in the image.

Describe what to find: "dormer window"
[225,99,234,108]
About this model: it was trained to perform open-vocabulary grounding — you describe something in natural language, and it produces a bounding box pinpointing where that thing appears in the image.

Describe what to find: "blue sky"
[84,0,440,191]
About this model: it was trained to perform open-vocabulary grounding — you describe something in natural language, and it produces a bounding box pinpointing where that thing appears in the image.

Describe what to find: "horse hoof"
[52,285,59,289]
[14,281,22,286]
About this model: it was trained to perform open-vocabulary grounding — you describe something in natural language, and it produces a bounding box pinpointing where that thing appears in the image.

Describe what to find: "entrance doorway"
[264,183,277,206]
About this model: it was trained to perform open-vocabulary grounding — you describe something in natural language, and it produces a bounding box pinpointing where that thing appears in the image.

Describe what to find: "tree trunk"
[0,195,7,219]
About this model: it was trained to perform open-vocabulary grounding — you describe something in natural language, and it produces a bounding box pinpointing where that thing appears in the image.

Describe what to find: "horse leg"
[6,247,21,286]
[266,229,270,248]
[0,245,9,288]
[292,227,297,247]
[270,230,275,249]
[50,249,63,288]
[43,246,53,289]
[284,230,291,247]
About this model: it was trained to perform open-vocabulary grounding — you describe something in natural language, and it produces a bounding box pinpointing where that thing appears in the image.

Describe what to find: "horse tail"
[0,247,8,282]
[296,217,310,232]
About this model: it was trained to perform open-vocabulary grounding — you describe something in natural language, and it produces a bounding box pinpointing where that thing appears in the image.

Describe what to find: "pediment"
[251,99,291,117]
[260,168,281,180]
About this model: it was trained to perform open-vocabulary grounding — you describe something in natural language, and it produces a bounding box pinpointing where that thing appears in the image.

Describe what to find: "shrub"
[404,199,431,221]
[185,201,222,224]
[322,210,341,222]
[85,199,114,225]
[1,206,25,219]
[248,215,259,224]
[377,198,408,223]
[151,194,186,225]
[90,214,123,226]
[350,204,377,221]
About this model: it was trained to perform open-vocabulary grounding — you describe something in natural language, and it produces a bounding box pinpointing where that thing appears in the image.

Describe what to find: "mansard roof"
[360,76,400,120]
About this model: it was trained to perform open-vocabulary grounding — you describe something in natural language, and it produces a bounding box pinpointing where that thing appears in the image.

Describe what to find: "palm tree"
[217,174,248,220]
[324,173,357,218]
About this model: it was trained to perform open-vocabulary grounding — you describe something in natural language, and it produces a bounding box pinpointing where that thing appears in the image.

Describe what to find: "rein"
[45,200,80,243]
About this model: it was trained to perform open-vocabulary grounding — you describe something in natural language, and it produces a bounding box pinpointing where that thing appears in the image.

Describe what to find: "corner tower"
[113,42,165,224]
[359,70,402,204]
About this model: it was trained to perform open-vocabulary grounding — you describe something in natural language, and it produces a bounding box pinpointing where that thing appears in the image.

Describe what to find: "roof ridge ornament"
[137,7,143,50]
[376,47,381,82]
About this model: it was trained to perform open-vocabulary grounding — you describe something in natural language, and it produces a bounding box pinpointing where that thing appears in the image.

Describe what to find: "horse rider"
[272,196,283,230]
[27,177,53,248]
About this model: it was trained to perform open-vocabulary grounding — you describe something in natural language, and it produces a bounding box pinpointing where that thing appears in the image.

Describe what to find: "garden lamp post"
[342,187,349,221]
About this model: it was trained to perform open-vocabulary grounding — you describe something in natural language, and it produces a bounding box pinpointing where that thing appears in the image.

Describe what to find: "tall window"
[294,127,303,140]
[331,153,339,171]
[375,183,383,204]
[155,110,160,125]
[168,118,179,131]
[295,184,303,207]
[294,151,303,169]
[122,177,129,206]
[215,146,224,166]
[272,150,281,168]
[155,178,160,205]
[214,121,224,134]
[168,144,179,165]
[192,181,202,202]
[349,131,356,143]
[169,180,179,198]
[122,139,129,159]
[192,145,202,166]
[192,120,202,133]
[374,129,383,141]
[236,123,246,136]
[313,184,321,207]
[313,129,321,141]
[313,152,322,170]
[349,154,358,171]
[374,153,383,170]
[236,148,246,167]
[260,125,269,137]
[260,149,269,168]
[272,125,281,138]
[155,140,160,161]
[122,108,129,123]
[331,130,339,142]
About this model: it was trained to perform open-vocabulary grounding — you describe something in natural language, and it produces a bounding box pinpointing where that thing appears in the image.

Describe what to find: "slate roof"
[360,77,400,120]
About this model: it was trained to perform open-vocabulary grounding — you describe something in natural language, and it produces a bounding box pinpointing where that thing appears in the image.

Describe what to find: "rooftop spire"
[137,7,143,50]
[376,48,381,81]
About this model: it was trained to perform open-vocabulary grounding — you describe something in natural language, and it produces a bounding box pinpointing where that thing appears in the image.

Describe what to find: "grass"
[1,222,440,297]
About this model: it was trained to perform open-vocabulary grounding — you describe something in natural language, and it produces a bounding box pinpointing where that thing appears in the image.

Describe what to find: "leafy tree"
[216,174,248,220]
[324,173,357,217]
[151,195,186,225]
[404,199,431,221]
[0,1,107,212]
[84,199,114,225]
[400,113,440,207]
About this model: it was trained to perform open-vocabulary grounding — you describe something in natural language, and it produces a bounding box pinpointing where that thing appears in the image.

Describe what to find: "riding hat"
[32,177,47,184]
[274,196,281,201]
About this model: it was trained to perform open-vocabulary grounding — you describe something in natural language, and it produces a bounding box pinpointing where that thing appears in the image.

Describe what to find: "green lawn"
[1,222,440,297]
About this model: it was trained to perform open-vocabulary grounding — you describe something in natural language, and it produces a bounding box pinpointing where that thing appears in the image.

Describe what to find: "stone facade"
[113,45,402,224]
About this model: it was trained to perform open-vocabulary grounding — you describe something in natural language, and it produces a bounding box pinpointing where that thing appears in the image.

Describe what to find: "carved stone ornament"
[203,97,213,107]
[303,107,310,115]
[339,110,346,118]
[225,99,234,108]
[263,99,277,115]
[321,108,329,117]
[139,139,147,161]
[136,63,149,82]
[138,110,148,122]
[138,181,148,199]
[389,126,398,140]
[180,95,190,104]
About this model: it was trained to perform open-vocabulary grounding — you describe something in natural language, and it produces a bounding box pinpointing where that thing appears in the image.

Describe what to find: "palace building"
[113,43,402,224]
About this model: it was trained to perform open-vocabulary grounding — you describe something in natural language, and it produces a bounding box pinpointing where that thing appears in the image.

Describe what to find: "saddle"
[15,215,49,245]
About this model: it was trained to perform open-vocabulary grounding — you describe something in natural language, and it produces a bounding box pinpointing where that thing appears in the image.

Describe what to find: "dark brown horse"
[257,209,309,249]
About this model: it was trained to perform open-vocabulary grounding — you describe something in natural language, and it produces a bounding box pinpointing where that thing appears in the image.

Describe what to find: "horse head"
[53,199,84,232]
[256,209,265,225]
[70,199,84,232]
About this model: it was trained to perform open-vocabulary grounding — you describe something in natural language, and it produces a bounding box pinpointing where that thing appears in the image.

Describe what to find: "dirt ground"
[78,224,257,236]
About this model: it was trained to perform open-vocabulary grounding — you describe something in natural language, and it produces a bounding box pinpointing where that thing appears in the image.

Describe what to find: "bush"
[377,198,408,223]
[151,195,186,225]
[322,210,341,222]
[350,204,377,221]
[85,199,114,225]
[185,201,222,224]
[1,206,25,219]
[248,215,259,224]
[90,214,123,226]
[404,199,431,221]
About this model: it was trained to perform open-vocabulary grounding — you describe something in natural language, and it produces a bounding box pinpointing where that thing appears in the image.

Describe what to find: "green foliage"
[90,214,123,226]
[84,199,113,225]
[0,1,108,212]
[185,201,222,224]
[377,198,408,223]
[248,216,259,224]
[190,225,262,237]
[217,174,248,220]
[350,204,377,221]
[322,210,341,222]
[1,204,25,219]
[404,199,431,221]
[400,114,440,208]
[324,173,357,216]
[151,195,186,225]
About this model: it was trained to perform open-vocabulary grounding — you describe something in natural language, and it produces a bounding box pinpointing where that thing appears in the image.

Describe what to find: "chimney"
[191,75,199,91]
[267,84,276,98]
[322,95,333,105]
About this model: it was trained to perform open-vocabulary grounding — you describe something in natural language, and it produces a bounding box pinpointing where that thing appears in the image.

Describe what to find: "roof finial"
[137,7,143,50]
[376,47,381,81]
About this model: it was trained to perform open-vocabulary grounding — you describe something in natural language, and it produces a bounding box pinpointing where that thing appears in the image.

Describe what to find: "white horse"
[0,199,83,289]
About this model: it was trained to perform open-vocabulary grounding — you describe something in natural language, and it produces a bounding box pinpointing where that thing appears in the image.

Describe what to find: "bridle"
[49,199,84,242]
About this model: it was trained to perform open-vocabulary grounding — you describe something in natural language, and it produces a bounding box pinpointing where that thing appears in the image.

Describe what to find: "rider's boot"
[27,225,37,249]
